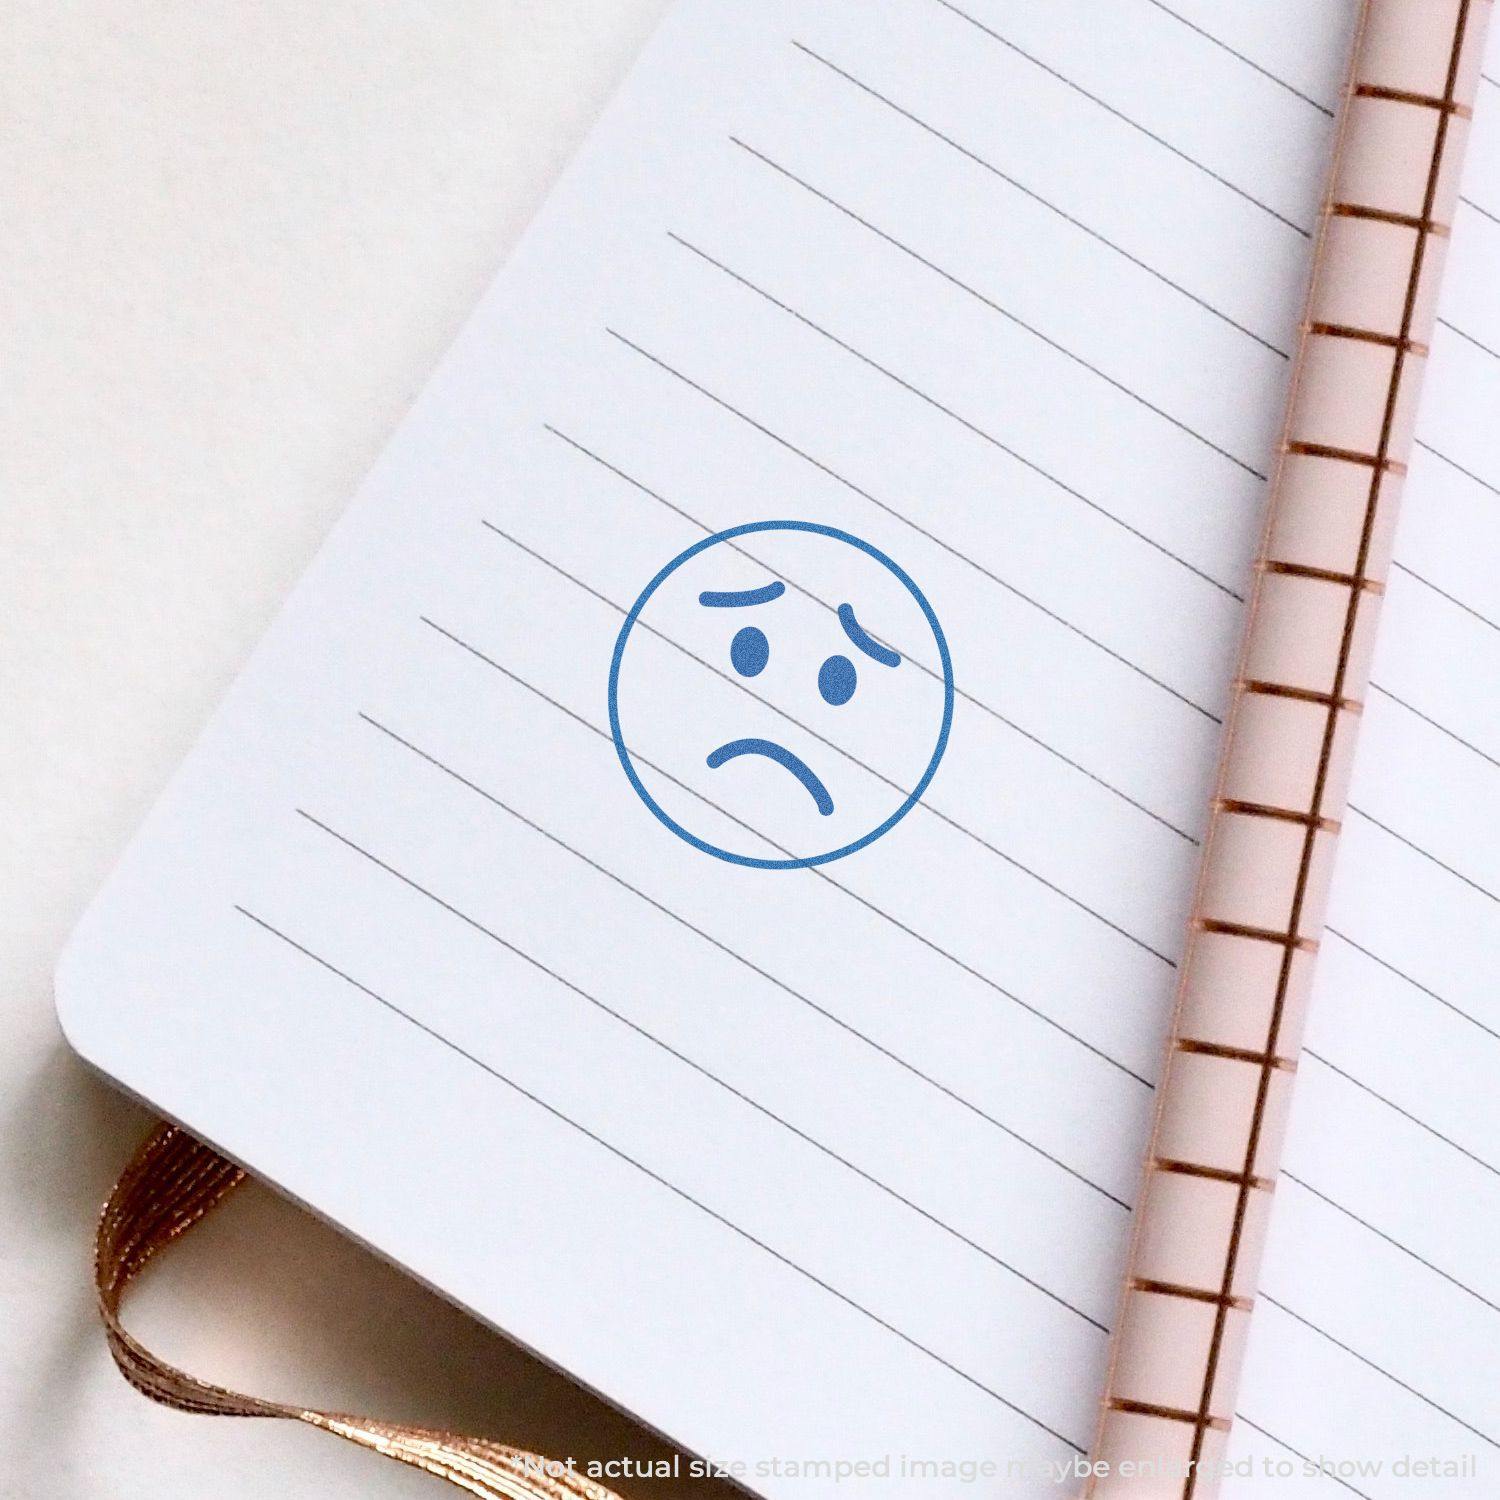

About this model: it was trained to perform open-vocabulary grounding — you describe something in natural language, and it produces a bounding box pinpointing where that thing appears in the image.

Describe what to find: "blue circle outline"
[608,520,955,870]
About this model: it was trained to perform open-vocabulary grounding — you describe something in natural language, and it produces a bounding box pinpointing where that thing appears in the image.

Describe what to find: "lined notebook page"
[1226,25,1500,1500]
[57,1,1345,1491]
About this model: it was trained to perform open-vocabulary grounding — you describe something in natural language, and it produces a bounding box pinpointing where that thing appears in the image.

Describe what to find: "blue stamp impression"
[608,521,953,869]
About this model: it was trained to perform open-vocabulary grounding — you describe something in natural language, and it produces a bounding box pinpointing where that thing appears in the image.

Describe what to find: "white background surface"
[0,4,744,1495]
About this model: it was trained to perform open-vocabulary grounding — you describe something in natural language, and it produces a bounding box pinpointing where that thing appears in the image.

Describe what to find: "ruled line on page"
[1415,436,1500,498]
[788,40,1292,358]
[1258,1295,1500,1452]
[1234,1416,1372,1499]
[1326,927,1500,1044]
[1345,803,1500,905]
[420,612,1156,1095]
[1301,1051,1500,1182]
[1391,558,1500,633]
[1438,315,1500,363]
[357,707,1131,1214]
[1459,194,1500,227]
[726,135,1268,483]
[1137,1,1337,117]
[544,423,1202,845]
[235,902,1088,1455]
[1368,682,1500,771]
[1282,1172,1500,1319]
[926,0,1314,236]
[666,225,1268,531]
[477,518,1180,966]
[607,328,1225,724]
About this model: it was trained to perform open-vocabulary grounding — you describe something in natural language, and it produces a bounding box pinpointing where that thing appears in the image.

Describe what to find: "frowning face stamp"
[608,521,953,869]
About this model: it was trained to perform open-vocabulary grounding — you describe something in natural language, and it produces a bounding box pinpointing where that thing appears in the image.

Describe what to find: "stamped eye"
[818,653,857,706]
[730,625,770,677]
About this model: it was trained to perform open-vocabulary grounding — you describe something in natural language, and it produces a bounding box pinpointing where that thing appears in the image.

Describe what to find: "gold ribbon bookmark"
[97,1122,628,1500]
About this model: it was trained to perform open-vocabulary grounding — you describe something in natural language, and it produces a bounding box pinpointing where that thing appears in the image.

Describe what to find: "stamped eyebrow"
[838,603,900,667]
[698,580,787,608]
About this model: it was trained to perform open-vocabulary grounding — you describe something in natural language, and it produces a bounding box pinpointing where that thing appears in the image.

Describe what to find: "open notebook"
[57,1,1500,1495]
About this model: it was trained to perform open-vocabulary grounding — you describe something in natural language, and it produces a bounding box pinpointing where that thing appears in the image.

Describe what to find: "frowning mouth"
[705,737,834,816]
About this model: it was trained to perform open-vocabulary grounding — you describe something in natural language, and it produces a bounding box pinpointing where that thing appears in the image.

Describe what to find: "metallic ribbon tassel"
[96,1122,628,1500]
